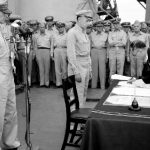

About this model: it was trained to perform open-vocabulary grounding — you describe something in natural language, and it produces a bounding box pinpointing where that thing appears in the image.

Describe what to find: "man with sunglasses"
[67,10,93,107]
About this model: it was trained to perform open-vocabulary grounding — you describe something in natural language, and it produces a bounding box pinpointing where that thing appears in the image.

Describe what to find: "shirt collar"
[75,24,86,34]
[133,31,142,36]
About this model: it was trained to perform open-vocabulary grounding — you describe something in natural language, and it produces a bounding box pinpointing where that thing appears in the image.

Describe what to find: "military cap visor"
[45,16,54,22]
[103,22,111,26]
[30,20,38,25]
[76,10,93,19]
[121,22,131,27]
[56,22,65,28]
[95,24,103,27]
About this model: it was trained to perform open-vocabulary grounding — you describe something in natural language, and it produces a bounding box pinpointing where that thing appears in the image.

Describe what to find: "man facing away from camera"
[67,10,93,107]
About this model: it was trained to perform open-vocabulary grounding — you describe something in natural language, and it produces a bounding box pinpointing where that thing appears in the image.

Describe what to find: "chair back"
[62,75,79,119]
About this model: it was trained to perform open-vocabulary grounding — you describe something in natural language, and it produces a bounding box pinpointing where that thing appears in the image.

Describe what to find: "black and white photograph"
[0,0,150,150]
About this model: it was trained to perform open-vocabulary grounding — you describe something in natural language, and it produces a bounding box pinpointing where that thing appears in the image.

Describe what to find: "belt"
[92,47,106,49]
[111,46,125,48]
[38,47,50,49]
[55,46,67,48]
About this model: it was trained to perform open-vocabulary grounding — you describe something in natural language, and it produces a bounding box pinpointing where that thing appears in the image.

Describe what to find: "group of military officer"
[11,16,74,88]
[86,18,149,90]
[0,8,150,148]
[7,13,149,92]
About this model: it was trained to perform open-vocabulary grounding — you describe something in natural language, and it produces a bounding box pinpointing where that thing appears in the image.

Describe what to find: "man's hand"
[89,71,92,80]
[75,73,82,82]
[50,51,54,60]
[127,56,130,62]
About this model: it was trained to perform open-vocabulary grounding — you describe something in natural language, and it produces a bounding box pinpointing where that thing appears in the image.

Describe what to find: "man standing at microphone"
[67,10,93,107]
[0,9,20,150]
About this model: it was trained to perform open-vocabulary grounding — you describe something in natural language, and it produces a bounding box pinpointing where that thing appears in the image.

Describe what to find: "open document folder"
[103,80,150,108]
[104,95,150,108]
[111,74,131,81]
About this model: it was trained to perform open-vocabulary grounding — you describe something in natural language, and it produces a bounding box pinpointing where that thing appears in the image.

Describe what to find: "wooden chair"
[61,75,91,150]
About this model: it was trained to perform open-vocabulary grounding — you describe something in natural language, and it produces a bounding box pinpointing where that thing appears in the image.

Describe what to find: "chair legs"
[61,121,70,150]
[61,121,83,150]
[69,123,78,143]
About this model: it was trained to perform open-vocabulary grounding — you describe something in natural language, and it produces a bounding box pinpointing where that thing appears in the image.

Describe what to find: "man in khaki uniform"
[67,10,93,107]
[0,10,20,150]
[121,22,131,76]
[45,16,54,30]
[127,20,149,78]
[51,22,67,87]
[33,23,51,87]
[91,21,108,89]
[108,19,127,77]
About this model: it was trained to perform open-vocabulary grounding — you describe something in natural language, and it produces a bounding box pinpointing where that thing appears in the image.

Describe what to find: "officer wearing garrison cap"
[67,10,93,107]
[91,21,108,89]
[108,18,127,77]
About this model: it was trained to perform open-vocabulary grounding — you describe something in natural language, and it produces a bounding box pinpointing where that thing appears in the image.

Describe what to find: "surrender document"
[104,95,150,108]
[111,86,150,97]
[104,81,150,108]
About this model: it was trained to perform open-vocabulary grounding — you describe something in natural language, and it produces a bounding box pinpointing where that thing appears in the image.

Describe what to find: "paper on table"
[111,74,131,81]
[104,95,150,108]
[133,79,150,88]
[112,86,150,97]
[118,81,135,87]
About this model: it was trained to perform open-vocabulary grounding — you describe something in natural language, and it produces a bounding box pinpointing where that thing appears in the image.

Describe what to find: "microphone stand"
[24,34,32,150]
[23,33,39,150]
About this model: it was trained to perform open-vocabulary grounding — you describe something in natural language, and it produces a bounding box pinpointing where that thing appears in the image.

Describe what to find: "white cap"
[76,10,93,19]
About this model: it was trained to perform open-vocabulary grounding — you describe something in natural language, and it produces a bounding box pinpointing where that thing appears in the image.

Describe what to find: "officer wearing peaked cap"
[51,21,67,87]
[45,16,54,30]
[108,17,127,77]
[121,22,131,76]
[33,22,52,87]
[103,20,111,33]
[45,16,54,22]
[45,17,57,86]
[91,20,108,89]
[112,18,121,24]
[121,22,131,27]
[67,9,93,107]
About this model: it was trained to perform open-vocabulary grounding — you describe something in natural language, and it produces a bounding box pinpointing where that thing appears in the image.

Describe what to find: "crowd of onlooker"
[2,14,150,89]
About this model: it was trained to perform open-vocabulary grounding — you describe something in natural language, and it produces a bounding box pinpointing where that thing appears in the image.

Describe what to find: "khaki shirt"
[127,31,149,57]
[67,24,91,75]
[0,31,10,59]
[34,32,51,49]
[91,31,108,49]
[0,24,12,41]
[53,32,67,48]
[108,29,127,47]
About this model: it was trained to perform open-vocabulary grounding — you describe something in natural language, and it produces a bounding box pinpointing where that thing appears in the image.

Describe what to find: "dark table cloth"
[81,80,150,150]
